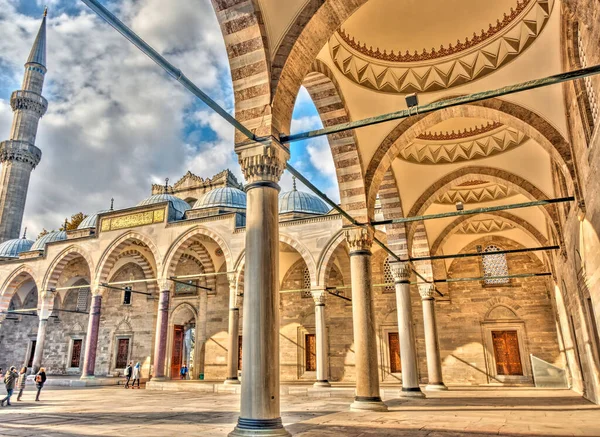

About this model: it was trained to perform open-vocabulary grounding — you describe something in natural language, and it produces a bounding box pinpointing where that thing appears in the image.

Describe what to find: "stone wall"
[0,289,38,371]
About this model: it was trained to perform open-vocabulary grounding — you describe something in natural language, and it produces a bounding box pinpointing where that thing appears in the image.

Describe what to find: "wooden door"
[70,339,82,368]
[27,341,36,368]
[492,330,523,375]
[171,325,184,379]
[305,334,316,371]
[116,338,129,368]
[238,335,243,371]
[389,332,401,373]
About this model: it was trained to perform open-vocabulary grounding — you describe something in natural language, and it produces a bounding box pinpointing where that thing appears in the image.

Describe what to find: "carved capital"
[418,283,436,299]
[237,139,289,184]
[38,290,55,320]
[157,279,172,292]
[389,262,411,282]
[228,273,237,290]
[311,289,327,305]
[0,140,42,168]
[344,227,373,253]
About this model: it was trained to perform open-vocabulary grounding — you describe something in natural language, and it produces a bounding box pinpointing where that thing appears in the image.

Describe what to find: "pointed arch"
[0,265,39,315]
[42,245,94,292]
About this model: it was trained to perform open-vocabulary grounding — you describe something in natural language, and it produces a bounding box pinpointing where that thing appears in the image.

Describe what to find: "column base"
[151,376,168,382]
[229,418,290,437]
[400,387,426,398]
[425,383,448,391]
[224,377,241,385]
[79,375,96,380]
[350,396,388,412]
[313,380,331,388]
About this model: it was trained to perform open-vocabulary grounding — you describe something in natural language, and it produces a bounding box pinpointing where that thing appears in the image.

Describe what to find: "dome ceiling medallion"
[401,126,528,164]
[329,0,554,93]
[436,182,517,204]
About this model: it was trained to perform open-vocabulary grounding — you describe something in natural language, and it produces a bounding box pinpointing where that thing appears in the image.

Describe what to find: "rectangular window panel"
[70,339,82,368]
[27,340,37,368]
[76,289,89,312]
[116,338,130,369]
[175,280,198,295]
[238,335,243,371]
[492,330,523,376]
[305,334,316,371]
[123,289,132,305]
[389,332,401,373]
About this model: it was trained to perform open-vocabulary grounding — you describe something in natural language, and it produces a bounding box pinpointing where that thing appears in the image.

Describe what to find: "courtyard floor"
[0,386,598,436]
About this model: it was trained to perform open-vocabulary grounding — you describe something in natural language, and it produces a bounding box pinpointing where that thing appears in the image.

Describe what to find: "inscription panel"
[101,209,165,232]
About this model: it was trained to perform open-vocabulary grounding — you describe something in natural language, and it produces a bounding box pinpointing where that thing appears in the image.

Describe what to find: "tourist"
[124,362,133,388]
[16,366,27,401]
[35,367,47,401]
[1,366,18,406]
[131,362,141,389]
[180,363,188,380]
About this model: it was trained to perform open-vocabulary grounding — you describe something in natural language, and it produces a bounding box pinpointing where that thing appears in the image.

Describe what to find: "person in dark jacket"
[124,362,133,389]
[1,366,18,406]
[16,367,27,401]
[35,368,46,401]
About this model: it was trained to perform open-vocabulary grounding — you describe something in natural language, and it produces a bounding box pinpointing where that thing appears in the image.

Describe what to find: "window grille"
[302,266,312,298]
[76,288,89,312]
[383,259,394,293]
[577,24,598,129]
[482,245,509,285]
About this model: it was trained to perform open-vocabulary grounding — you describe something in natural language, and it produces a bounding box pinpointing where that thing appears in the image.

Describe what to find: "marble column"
[225,273,241,385]
[311,289,330,387]
[152,281,171,380]
[32,291,53,373]
[346,227,388,412]
[81,290,102,379]
[418,283,447,391]
[229,140,290,437]
[390,262,424,398]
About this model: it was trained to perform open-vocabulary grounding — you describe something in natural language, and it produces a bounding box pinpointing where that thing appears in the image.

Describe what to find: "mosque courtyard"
[0,385,598,436]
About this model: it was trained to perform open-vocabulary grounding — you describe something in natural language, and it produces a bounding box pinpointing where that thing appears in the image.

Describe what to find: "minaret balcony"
[0,140,42,168]
[10,90,48,116]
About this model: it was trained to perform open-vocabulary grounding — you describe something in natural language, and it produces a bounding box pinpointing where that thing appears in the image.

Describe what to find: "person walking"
[124,362,133,389]
[131,362,141,389]
[16,367,27,401]
[1,366,18,406]
[35,367,46,401]
[180,363,188,380]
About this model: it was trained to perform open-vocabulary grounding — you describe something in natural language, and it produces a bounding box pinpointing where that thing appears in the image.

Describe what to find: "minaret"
[0,9,48,243]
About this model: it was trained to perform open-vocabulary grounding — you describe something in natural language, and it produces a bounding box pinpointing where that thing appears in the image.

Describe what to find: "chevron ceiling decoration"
[400,126,528,164]
[436,182,517,204]
[329,0,553,93]
[456,219,516,234]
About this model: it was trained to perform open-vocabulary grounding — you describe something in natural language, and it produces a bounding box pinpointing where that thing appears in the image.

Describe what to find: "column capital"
[389,262,411,283]
[157,278,172,292]
[418,283,436,299]
[38,289,54,320]
[344,227,373,254]
[311,289,327,305]
[227,273,237,290]
[236,138,290,185]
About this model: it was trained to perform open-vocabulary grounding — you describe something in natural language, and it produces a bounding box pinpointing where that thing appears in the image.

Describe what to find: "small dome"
[0,238,35,259]
[78,211,109,229]
[31,230,67,251]
[279,187,329,215]
[194,187,246,209]
[137,193,191,220]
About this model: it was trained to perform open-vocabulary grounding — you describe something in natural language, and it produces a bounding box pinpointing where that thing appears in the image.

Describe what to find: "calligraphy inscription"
[101,208,165,232]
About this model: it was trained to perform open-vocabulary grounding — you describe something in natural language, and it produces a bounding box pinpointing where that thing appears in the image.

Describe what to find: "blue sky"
[0,0,338,236]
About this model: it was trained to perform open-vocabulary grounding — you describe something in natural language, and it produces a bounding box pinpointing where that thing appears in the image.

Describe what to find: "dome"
[194,187,246,209]
[279,185,330,215]
[0,237,35,259]
[31,230,67,251]
[137,193,191,220]
[78,211,109,229]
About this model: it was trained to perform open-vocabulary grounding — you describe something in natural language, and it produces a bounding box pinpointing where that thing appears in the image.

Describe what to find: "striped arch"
[281,258,310,290]
[317,230,346,287]
[43,245,94,292]
[113,249,157,293]
[279,233,317,287]
[184,242,216,290]
[0,265,39,316]
[95,231,161,290]
[162,226,232,280]
[302,60,368,221]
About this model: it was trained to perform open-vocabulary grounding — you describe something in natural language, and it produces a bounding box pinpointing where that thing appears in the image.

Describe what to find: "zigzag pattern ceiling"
[436,182,517,204]
[329,0,553,93]
[456,219,516,234]
[401,127,528,164]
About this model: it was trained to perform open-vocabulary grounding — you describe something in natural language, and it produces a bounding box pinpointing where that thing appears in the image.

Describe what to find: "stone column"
[346,227,388,412]
[81,290,102,379]
[418,283,447,391]
[311,288,331,387]
[152,281,171,380]
[225,273,241,385]
[32,290,53,373]
[230,140,290,437]
[390,262,424,398]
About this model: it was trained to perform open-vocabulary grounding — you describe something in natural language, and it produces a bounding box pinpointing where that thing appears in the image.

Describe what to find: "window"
[76,288,89,312]
[574,23,598,143]
[482,245,509,285]
[175,280,198,295]
[123,287,132,305]
[238,335,243,371]
[491,331,523,376]
[383,259,394,293]
[388,332,401,373]
[27,341,36,368]
[115,338,130,368]
[70,339,83,368]
[301,267,312,298]
[305,334,316,371]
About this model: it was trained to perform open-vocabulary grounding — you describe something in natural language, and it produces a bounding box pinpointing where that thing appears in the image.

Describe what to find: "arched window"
[573,22,598,143]
[383,259,394,293]
[482,245,509,285]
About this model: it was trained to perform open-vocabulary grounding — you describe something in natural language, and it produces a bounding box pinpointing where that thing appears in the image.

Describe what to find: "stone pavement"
[0,386,598,436]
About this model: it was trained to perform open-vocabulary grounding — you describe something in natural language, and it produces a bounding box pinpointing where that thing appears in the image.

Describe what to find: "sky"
[0,0,339,237]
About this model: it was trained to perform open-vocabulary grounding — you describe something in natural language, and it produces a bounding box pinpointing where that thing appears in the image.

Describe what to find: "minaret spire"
[0,10,49,243]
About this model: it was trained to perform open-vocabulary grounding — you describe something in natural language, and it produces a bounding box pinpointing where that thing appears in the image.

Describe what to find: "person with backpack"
[35,367,46,401]
[131,362,141,389]
[1,366,18,406]
[180,363,188,380]
[16,367,27,401]
[124,362,133,389]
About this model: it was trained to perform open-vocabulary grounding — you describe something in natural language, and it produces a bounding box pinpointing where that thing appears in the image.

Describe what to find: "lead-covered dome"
[0,237,35,259]
[137,193,191,220]
[31,230,67,251]
[279,184,329,215]
[78,211,109,230]
[193,187,246,209]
